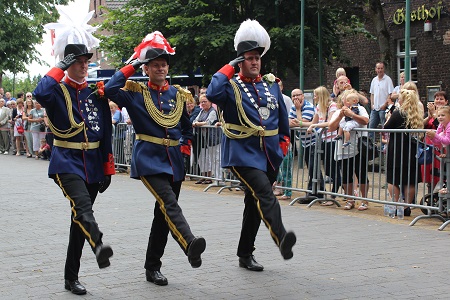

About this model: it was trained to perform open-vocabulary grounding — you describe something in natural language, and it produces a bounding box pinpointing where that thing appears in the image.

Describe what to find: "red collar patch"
[238,73,262,83]
[148,81,170,91]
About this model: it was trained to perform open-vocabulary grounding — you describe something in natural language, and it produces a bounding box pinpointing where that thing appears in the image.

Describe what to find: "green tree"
[2,74,42,96]
[98,0,370,84]
[0,0,70,87]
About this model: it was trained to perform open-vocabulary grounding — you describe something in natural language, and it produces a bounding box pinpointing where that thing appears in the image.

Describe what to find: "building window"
[397,38,417,83]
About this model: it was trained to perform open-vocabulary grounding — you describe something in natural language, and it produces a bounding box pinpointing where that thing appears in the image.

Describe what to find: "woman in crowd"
[192,94,220,184]
[22,93,35,158]
[28,101,46,159]
[328,89,370,210]
[390,72,405,101]
[384,88,424,216]
[307,86,341,205]
[422,91,448,191]
[186,95,201,124]
[0,98,10,154]
[13,99,25,156]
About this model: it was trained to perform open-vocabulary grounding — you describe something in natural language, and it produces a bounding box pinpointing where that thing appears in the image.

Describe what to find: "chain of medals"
[236,77,274,120]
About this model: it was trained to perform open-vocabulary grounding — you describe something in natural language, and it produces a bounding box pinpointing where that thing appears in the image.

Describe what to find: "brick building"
[304,0,449,103]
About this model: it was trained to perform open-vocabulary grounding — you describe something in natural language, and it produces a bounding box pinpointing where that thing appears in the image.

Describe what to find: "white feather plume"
[234,19,271,57]
[44,6,100,60]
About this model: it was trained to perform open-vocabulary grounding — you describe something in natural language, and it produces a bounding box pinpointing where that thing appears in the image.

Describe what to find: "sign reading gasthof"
[393,1,444,25]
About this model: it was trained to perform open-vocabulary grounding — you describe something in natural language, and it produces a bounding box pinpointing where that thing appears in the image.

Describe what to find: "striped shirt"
[289,100,315,148]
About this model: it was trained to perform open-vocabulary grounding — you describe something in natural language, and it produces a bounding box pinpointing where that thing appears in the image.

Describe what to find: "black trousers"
[231,166,287,258]
[142,174,195,271]
[54,174,101,281]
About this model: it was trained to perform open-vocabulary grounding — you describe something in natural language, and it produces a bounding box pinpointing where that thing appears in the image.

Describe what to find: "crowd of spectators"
[0,88,51,160]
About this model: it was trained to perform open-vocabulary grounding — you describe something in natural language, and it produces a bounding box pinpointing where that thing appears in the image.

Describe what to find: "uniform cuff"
[121,65,136,79]
[103,153,116,175]
[218,65,235,79]
[46,67,65,82]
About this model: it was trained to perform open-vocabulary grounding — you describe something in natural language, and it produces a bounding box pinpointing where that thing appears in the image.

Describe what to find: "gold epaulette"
[173,84,190,103]
[122,80,143,92]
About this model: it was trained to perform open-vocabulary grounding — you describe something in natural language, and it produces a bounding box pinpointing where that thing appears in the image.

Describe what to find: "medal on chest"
[236,77,276,120]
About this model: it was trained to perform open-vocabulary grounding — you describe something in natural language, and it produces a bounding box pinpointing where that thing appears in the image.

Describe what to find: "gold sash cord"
[218,80,280,149]
[47,84,86,139]
[123,81,188,128]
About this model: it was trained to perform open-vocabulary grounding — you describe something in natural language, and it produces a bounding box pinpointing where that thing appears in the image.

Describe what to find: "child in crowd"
[426,106,450,194]
[334,93,360,147]
[37,138,51,160]
[426,105,450,151]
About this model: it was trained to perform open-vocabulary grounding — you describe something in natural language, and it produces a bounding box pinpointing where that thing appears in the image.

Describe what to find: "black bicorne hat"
[236,40,265,57]
[144,48,170,64]
[64,44,93,59]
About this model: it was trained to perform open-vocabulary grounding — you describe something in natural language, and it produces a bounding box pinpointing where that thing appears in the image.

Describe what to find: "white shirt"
[282,94,293,113]
[369,74,394,110]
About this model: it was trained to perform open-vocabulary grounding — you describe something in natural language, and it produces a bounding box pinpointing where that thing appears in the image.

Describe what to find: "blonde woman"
[384,89,424,216]
[307,86,341,203]
[22,93,35,157]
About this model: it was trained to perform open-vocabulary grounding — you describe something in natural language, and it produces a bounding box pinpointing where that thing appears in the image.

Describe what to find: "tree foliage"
[2,74,42,97]
[0,0,70,84]
[98,0,372,84]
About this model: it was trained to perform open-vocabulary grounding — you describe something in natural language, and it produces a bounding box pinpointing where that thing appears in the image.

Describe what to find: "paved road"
[1,154,450,299]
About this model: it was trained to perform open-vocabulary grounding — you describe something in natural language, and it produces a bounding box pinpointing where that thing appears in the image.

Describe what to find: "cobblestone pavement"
[2,154,450,299]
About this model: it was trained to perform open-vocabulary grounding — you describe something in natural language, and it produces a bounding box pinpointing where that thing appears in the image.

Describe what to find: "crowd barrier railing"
[110,123,450,230]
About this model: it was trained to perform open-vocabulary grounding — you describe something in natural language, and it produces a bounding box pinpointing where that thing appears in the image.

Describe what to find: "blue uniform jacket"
[104,65,193,182]
[206,65,290,172]
[33,68,114,183]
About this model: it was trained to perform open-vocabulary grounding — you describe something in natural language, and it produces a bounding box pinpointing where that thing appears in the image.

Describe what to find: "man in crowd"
[289,89,325,203]
[207,19,296,272]
[33,44,115,295]
[369,61,394,138]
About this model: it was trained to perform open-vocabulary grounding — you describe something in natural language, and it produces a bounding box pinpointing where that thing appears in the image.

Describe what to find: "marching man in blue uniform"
[33,43,115,295]
[207,20,296,271]
[104,32,206,286]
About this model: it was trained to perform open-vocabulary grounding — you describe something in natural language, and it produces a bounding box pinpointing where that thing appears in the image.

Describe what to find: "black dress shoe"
[239,255,264,271]
[146,270,168,286]
[187,237,206,268]
[280,231,296,260]
[95,244,113,269]
[64,280,87,295]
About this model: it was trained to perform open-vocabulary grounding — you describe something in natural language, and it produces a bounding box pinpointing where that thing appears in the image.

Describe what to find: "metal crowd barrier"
[111,123,450,230]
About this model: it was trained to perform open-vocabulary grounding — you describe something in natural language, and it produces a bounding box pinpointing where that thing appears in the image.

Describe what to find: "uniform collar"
[238,73,262,83]
[64,76,88,90]
[148,80,170,91]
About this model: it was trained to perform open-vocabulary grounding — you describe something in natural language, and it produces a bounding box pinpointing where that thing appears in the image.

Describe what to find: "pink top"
[431,123,450,146]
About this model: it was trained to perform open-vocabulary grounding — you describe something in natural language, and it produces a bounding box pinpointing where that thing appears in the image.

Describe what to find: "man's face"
[375,63,385,77]
[5,92,11,99]
[291,89,304,106]
[67,55,90,81]
[239,50,261,79]
[144,58,169,84]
